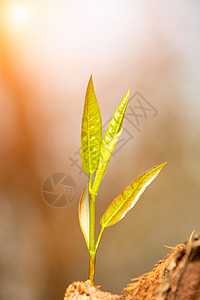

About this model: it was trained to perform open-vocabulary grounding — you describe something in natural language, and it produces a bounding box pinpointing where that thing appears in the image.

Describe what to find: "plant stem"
[89,173,92,193]
[96,226,105,251]
[89,194,95,253]
[89,252,95,282]
[89,174,96,283]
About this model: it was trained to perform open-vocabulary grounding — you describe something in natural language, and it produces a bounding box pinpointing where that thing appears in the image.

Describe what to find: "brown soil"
[64,281,120,300]
[64,232,200,299]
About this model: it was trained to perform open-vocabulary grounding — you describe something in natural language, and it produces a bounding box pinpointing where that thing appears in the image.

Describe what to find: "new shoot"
[79,75,166,283]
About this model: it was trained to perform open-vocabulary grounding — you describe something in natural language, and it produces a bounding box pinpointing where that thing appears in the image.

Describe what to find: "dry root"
[64,280,119,300]
[64,233,200,300]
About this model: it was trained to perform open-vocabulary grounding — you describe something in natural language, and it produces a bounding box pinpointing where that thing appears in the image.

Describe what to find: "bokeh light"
[9,5,28,22]
[1,1,33,28]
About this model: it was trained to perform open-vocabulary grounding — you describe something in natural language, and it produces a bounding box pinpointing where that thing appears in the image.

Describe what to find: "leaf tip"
[156,161,167,174]
[161,161,167,167]
[126,86,130,99]
[87,75,94,92]
[88,74,93,86]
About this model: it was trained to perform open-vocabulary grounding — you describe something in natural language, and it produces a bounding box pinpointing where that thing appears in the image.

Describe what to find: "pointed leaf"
[92,129,123,196]
[81,75,102,174]
[104,87,130,143]
[100,162,167,228]
[79,185,89,249]
[91,87,130,195]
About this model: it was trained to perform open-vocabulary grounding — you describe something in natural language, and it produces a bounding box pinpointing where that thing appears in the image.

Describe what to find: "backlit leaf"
[100,162,167,228]
[79,185,89,249]
[92,129,123,196]
[104,87,130,142]
[81,75,102,174]
[91,87,130,195]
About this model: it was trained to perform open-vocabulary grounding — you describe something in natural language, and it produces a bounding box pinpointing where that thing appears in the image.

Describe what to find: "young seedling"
[79,75,166,283]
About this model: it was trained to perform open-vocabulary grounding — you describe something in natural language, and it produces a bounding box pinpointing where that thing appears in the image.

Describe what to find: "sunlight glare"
[2,2,32,28]
[12,6,27,21]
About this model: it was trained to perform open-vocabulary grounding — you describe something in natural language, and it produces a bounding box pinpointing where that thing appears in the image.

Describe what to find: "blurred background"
[0,0,200,299]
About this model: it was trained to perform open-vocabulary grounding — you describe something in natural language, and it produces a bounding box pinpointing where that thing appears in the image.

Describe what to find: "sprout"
[79,75,166,283]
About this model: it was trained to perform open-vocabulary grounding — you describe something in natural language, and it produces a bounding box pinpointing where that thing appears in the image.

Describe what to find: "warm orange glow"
[10,5,28,21]
[2,2,32,28]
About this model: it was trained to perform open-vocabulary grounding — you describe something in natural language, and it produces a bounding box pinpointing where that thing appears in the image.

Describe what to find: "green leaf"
[81,75,102,174]
[100,162,167,228]
[79,185,89,249]
[92,129,123,196]
[91,87,130,195]
[104,87,130,142]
